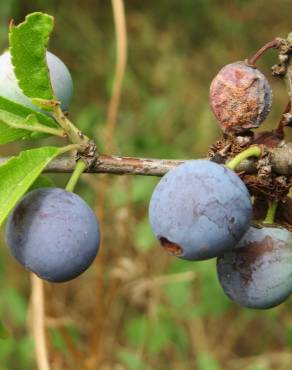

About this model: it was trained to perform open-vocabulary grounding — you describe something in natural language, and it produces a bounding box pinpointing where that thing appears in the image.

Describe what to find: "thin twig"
[0,146,291,175]
[30,274,50,370]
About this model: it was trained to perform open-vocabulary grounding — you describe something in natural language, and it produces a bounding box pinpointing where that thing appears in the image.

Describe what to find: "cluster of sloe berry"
[1,51,101,283]
[149,60,292,309]
[2,46,291,311]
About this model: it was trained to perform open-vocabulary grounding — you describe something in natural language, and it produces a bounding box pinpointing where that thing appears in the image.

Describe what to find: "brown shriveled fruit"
[209,61,272,133]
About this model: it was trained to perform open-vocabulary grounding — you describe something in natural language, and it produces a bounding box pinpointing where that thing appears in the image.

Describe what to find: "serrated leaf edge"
[8,12,55,102]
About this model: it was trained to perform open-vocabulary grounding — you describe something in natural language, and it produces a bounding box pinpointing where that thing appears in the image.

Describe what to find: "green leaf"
[0,109,40,128]
[0,109,61,138]
[0,96,56,127]
[0,121,29,145]
[0,96,58,144]
[0,146,64,226]
[9,12,55,106]
[24,114,39,126]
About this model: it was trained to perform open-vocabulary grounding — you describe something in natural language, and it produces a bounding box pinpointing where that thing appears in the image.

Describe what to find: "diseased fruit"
[209,61,272,133]
[149,160,252,261]
[217,225,292,309]
[0,50,73,112]
[5,188,100,282]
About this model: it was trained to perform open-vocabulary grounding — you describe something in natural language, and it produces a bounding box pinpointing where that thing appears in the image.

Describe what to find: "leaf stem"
[53,105,90,145]
[59,143,82,155]
[226,145,262,171]
[65,160,87,192]
[3,120,65,137]
[263,201,278,224]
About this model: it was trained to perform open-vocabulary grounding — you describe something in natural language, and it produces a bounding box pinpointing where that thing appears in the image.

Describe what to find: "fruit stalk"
[226,145,262,171]
[65,160,87,192]
[248,39,280,66]
[264,201,278,224]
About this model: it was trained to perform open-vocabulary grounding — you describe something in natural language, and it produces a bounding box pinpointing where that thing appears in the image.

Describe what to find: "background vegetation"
[0,1,292,369]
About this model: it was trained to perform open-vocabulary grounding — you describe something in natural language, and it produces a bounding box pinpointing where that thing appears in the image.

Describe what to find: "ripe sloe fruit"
[209,61,272,133]
[5,188,100,282]
[149,160,252,260]
[0,50,73,112]
[217,225,292,309]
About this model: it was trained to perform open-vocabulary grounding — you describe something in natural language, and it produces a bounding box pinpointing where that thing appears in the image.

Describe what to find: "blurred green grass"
[0,1,292,369]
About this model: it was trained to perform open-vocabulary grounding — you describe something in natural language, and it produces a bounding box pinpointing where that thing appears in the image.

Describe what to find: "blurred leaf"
[168,258,198,274]
[16,336,34,364]
[0,320,9,339]
[143,98,169,121]
[287,325,292,348]
[126,316,171,354]
[9,12,55,106]
[75,104,102,140]
[0,336,14,361]
[50,328,67,352]
[3,288,27,325]
[193,103,220,157]
[247,365,269,370]
[126,316,147,348]
[195,260,231,316]
[0,146,64,226]
[146,318,179,354]
[110,181,129,208]
[134,217,155,252]
[118,349,151,370]
[67,324,81,344]
[197,352,222,370]
[132,177,158,204]
[165,279,192,309]
[126,313,188,355]
[168,259,230,317]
